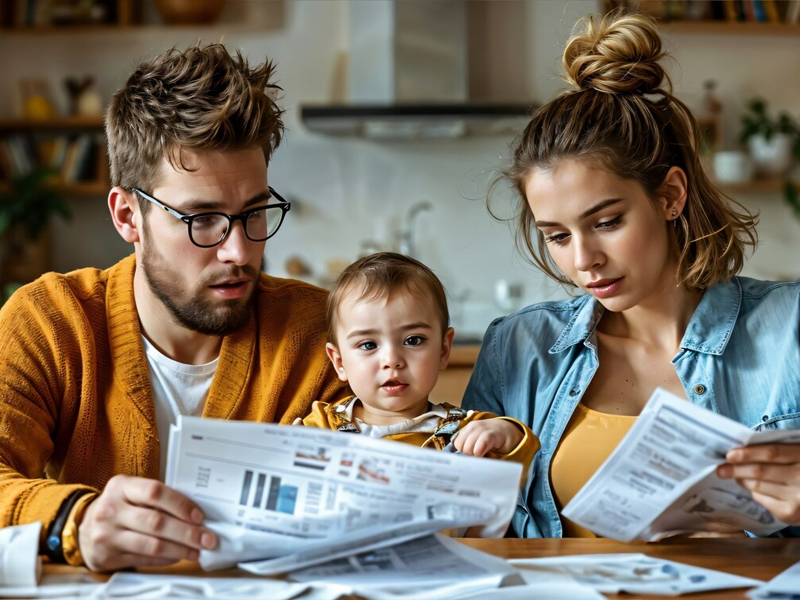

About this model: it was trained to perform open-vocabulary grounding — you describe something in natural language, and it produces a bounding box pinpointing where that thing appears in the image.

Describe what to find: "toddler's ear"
[439,327,455,371]
[326,343,348,382]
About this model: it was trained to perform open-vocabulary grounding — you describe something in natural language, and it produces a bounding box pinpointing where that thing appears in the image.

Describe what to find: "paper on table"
[0,522,41,588]
[289,533,519,598]
[511,553,762,596]
[453,585,605,600]
[563,387,800,541]
[166,416,521,572]
[747,560,800,599]
[289,533,609,600]
[102,573,316,599]
[0,573,101,599]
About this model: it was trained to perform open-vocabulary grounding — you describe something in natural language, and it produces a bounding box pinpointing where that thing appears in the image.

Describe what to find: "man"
[0,44,349,571]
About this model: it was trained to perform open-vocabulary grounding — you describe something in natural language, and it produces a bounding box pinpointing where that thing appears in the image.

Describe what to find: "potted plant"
[739,98,798,177]
[0,282,21,309]
[0,168,71,287]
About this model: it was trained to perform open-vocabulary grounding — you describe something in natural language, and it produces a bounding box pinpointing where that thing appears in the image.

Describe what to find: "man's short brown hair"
[106,43,284,215]
[327,252,450,344]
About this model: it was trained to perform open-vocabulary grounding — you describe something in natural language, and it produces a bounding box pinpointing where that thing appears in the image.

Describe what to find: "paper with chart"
[166,416,521,572]
[563,387,800,541]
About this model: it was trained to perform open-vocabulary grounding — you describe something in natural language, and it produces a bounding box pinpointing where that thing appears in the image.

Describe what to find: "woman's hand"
[716,444,800,525]
[454,420,523,457]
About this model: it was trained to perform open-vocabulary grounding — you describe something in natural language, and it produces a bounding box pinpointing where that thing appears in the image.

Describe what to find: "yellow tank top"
[550,402,637,538]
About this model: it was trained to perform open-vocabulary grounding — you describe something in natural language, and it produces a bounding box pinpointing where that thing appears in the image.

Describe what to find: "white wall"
[3,0,799,334]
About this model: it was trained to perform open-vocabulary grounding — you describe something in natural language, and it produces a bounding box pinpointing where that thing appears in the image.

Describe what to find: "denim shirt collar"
[547,278,742,356]
[549,294,604,354]
[680,277,742,355]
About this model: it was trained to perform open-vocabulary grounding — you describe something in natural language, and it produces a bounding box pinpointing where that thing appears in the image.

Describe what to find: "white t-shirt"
[142,336,218,480]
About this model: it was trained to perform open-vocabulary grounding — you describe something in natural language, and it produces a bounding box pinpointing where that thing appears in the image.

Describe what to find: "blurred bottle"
[699,79,723,157]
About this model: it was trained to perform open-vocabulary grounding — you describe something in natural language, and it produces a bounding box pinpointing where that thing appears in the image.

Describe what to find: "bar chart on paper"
[239,470,299,515]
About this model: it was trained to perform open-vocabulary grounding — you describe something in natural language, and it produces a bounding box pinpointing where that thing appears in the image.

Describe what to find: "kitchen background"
[1,0,799,342]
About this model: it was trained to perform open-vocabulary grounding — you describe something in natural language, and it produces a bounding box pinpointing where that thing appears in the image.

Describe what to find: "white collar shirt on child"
[337,397,472,438]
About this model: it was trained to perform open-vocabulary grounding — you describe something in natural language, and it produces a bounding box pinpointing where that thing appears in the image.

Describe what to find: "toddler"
[296,252,538,475]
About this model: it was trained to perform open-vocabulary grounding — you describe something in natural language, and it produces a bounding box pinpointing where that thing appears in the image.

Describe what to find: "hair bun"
[563,12,668,95]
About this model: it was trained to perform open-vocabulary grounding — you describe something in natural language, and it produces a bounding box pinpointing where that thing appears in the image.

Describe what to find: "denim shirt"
[462,276,800,539]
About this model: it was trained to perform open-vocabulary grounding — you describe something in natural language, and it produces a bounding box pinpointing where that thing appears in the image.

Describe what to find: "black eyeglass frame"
[130,186,291,248]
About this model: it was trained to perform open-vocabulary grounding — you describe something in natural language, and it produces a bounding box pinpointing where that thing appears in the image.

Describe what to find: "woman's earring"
[671,210,678,218]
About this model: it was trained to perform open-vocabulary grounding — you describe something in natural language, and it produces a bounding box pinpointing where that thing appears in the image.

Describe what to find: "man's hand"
[454,420,523,457]
[79,475,217,572]
[717,444,800,525]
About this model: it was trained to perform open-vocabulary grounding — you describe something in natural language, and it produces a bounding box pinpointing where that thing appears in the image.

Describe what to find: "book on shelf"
[62,134,99,182]
[724,0,740,21]
[762,0,781,22]
[743,0,757,21]
[45,136,68,170]
[752,0,767,21]
[0,140,12,179]
[788,0,800,23]
[3,135,37,176]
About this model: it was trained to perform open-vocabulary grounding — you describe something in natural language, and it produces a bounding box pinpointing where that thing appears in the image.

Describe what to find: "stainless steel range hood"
[301,103,533,140]
[300,1,534,140]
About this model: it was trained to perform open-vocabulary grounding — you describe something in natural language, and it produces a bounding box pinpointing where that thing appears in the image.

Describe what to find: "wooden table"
[45,538,800,599]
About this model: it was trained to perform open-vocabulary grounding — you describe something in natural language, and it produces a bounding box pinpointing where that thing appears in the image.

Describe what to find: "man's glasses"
[132,187,291,249]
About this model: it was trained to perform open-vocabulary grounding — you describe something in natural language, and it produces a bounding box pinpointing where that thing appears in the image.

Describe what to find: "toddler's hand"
[292,418,304,426]
[454,420,523,457]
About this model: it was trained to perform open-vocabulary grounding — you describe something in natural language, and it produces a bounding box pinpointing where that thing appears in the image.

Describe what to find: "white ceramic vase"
[748,133,794,176]
[713,151,754,184]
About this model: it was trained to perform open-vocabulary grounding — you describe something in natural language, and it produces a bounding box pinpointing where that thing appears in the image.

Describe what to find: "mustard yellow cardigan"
[0,254,349,560]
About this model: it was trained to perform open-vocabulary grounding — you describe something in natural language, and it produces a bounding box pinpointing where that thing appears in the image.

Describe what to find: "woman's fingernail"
[201,531,216,549]
[718,465,731,478]
[191,508,204,524]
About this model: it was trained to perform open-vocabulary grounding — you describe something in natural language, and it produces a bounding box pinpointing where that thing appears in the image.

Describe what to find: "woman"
[462,11,800,539]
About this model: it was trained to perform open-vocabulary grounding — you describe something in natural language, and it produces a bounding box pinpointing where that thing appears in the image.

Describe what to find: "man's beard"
[140,239,263,337]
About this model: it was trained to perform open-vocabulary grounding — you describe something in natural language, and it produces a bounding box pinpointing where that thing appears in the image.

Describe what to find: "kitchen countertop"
[449,345,480,366]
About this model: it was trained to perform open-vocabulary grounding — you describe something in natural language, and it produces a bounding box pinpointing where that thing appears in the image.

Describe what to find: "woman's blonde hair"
[501,11,757,292]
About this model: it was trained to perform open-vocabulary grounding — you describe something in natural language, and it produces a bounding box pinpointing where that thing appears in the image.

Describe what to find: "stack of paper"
[165,416,522,572]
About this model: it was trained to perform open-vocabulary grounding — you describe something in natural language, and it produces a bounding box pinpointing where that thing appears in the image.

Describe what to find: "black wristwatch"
[44,490,91,563]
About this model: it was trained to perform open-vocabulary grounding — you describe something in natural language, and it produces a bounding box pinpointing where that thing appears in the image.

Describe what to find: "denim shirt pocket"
[754,412,800,431]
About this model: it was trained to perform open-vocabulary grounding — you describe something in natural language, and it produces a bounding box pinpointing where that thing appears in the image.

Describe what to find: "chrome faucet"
[398,201,432,259]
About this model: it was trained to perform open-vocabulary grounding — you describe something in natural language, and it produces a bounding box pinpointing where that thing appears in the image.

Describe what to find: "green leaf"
[0,167,70,243]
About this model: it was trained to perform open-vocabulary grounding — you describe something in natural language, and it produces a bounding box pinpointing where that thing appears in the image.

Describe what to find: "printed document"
[512,553,761,596]
[563,387,800,541]
[747,559,800,599]
[166,416,521,572]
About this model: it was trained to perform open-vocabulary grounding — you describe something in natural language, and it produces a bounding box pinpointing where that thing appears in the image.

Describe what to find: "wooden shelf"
[54,181,108,196]
[0,24,125,34]
[659,20,800,35]
[0,180,108,197]
[0,0,281,33]
[0,117,105,131]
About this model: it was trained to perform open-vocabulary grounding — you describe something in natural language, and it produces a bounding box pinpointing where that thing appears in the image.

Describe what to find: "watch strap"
[44,489,92,563]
